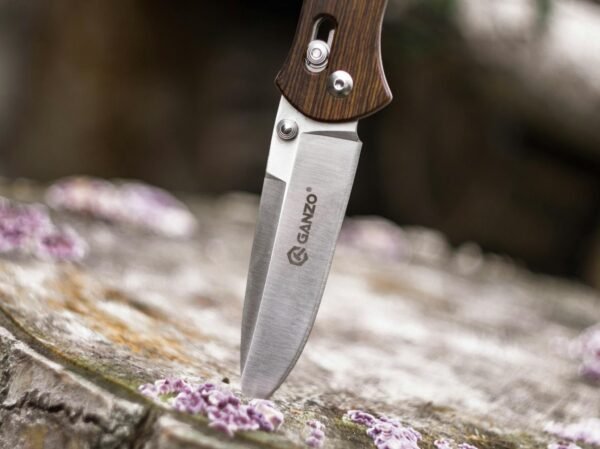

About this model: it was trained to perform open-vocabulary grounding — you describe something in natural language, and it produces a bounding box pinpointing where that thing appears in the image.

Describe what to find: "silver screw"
[306,40,330,73]
[276,119,299,141]
[328,70,353,98]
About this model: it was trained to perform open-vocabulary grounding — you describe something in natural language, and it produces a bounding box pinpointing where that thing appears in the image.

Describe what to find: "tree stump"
[0,178,598,448]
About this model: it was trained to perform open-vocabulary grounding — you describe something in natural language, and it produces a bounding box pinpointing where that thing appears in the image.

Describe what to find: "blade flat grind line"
[240,174,286,369]
[241,124,361,398]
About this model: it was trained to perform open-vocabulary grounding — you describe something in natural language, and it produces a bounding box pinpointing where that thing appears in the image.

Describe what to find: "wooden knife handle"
[276,0,392,123]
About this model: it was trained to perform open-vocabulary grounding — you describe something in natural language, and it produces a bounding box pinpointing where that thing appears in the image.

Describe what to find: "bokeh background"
[0,0,599,285]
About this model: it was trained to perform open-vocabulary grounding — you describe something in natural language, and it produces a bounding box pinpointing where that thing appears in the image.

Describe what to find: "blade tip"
[241,376,275,399]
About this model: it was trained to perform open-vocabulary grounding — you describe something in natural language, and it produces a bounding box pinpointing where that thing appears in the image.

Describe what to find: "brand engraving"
[287,188,317,266]
[287,246,308,266]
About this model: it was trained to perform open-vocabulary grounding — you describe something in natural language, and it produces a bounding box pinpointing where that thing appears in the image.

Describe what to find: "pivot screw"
[276,119,299,141]
[328,70,353,98]
[306,40,330,73]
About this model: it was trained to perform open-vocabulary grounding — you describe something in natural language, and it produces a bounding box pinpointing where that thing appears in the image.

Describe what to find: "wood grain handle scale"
[276,0,392,123]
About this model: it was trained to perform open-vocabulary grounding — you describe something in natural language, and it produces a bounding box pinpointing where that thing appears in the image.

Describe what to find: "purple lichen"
[547,443,583,449]
[346,410,377,427]
[340,218,410,261]
[434,439,455,449]
[570,325,600,382]
[0,197,86,262]
[346,410,422,449]
[249,398,284,432]
[0,201,49,251]
[34,226,87,261]
[138,377,283,437]
[46,176,197,237]
[119,182,197,237]
[305,419,326,448]
[458,443,479,449]
[545,419,600,446]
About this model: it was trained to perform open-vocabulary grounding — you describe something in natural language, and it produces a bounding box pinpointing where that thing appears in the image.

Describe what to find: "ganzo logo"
[287,246,308,266]
[287,188,317,267]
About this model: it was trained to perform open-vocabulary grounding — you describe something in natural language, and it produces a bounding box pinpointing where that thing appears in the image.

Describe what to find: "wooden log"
[0,178,598,448]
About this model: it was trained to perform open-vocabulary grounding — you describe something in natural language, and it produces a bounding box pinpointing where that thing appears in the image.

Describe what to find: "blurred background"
[0,0,599,286]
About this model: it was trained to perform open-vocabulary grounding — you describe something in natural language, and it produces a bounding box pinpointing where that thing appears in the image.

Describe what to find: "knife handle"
[276,0,392,123]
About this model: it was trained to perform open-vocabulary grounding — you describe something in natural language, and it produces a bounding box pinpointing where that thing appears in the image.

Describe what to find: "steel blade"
[240,174,285,369]
[241,98,361,398]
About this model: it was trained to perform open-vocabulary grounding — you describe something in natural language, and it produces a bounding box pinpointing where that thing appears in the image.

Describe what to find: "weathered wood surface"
[0,178,599,448]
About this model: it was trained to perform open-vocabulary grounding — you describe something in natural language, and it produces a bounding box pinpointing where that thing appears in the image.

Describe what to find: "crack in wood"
[0,336,12,407]
[0,385,113,434]
[127,408,160,449]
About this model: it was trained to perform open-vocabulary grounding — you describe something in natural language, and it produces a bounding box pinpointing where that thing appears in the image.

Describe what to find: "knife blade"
[241,0,392,399]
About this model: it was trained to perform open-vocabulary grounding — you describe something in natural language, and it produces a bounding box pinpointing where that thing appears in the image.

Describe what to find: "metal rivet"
[306,40,330,73]
[328,70,353,98]
[276,119,299,141]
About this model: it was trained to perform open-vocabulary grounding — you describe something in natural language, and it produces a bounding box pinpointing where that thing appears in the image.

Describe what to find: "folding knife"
[241,0,392,398]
